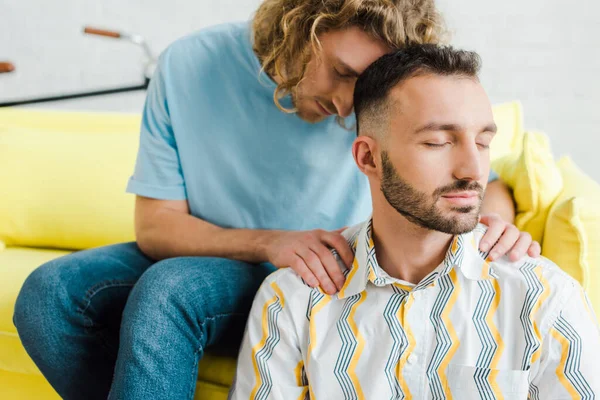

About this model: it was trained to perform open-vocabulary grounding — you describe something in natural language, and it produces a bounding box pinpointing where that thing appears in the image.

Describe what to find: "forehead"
[389,74,493,129]
[318,26,391,73]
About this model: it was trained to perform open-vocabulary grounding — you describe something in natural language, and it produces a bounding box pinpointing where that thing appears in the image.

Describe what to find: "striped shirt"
[230,219,600,399]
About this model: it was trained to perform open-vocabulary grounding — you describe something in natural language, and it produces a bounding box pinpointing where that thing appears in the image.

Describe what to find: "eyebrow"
[336,58,360,77]
[414,122,498,134]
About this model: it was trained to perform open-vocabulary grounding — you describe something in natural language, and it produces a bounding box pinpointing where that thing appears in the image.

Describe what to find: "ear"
[352,135,380,178]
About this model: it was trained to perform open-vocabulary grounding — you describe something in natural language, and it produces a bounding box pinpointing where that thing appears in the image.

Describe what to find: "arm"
[134,196,276,262]
[530,287,600,398]
[134,196,352,297]
[229,275,309,400]
[481,179,515,223]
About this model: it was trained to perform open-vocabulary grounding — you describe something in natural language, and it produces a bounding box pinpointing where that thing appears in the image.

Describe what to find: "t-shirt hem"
[126,178,187,200]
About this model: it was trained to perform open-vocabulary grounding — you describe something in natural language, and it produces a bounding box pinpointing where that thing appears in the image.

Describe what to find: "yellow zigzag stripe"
[397,294,415,399]
[307,292,331,400]
[347,291,368,400]
[438,268,461,400]
[249,282,285,400]
[531,266,550,364]
[487,278,505,399]
[551,328,579,398]
[294,360,308,400]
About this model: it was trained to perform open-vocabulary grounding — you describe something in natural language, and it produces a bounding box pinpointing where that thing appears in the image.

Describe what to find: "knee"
[127,258,208,313]
[124,257,250,320]
[14,260,70,337]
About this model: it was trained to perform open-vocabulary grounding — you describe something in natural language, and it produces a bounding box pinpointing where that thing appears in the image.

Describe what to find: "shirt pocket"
[446,364,530,399]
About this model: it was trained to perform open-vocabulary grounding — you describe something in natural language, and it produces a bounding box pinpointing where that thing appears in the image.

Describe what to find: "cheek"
[480,153,491,185]
[303,59,335,95]
[393,149,447,193]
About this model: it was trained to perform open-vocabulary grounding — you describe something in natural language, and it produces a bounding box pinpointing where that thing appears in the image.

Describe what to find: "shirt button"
[407,354,418,364]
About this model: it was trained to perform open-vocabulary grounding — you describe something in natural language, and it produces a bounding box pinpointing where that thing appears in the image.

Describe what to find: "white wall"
[0,0,261,109]
[1,0,598,180]
[437,0,600,181]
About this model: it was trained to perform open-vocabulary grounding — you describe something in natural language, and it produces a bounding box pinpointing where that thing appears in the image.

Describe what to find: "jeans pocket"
[446,364,530,399]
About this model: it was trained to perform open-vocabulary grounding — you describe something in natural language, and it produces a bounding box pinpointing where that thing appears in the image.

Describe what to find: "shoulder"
[471,224,582,328]
[491,253,579,295]
[260,267,314,304]
[259,220,369,307]
[158,21,252,80]
[165,21,248,58]
[491,254,582,330]
[471,223,579,293]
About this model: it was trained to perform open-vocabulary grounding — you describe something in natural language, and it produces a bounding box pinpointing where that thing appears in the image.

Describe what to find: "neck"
[371,199,454,285]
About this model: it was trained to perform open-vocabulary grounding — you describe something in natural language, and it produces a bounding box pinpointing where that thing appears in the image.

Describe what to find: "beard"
[380,151,484,234]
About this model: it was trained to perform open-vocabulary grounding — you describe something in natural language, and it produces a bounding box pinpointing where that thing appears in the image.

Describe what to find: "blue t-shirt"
[127,22,497,231]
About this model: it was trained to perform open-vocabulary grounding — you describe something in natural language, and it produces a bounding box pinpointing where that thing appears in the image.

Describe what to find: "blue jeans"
[13,242,276,400]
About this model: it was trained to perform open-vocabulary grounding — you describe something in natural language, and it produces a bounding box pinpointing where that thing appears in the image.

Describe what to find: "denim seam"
[76,280,137,352]
[188,312,247,400]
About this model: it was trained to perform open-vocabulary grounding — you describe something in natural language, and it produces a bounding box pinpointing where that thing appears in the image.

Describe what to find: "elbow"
[134,220,161,261]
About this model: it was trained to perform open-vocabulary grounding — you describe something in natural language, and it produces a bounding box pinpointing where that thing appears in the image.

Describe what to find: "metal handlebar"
[0,26,156,107]
[83,26,155,65]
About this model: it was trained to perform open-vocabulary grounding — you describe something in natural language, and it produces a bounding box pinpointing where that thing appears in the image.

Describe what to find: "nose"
[332,81,355,118]
[453,142,484,182]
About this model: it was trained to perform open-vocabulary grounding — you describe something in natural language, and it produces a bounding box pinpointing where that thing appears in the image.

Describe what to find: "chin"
[431,207,480,235]
[452,217,480,234]
[450,209,481,231]
[296,110,326,124]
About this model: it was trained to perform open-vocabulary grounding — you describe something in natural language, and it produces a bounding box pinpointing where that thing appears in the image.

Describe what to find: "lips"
[441,191,481,206]
[316,101,332,116]
[442,191,480,199]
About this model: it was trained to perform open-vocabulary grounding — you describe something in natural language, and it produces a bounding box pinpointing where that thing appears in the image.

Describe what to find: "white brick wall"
[1,0,598,180]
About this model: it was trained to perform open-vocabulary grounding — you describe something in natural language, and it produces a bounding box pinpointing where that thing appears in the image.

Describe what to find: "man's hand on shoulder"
[264,228,354,295]
[478,213,541,262]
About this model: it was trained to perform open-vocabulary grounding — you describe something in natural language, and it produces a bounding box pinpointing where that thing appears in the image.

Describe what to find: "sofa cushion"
[0,247,70,376]
[542,157,600,313]
[490,100,524,161]
[492,131,563,244]
[0,109,139,250]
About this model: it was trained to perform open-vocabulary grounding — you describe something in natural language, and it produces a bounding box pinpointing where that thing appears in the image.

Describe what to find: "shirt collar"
[337,219,495,299]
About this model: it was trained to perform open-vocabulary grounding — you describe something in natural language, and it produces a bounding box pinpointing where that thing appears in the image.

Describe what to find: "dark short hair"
[354,44,482,135]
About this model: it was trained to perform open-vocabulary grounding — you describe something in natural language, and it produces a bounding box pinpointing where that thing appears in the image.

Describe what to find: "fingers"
[270,229,353,296]
[322,231,354,268]
[487,223,520,261]
[507,231,533,262]
[290,255,319,288]
[296,247,338,295]
[311,243,346,291]
[479,213,505,254]
[527,240,541,259]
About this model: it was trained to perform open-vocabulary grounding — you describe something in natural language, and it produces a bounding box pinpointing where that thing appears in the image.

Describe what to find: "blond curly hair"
[252,0,448,112]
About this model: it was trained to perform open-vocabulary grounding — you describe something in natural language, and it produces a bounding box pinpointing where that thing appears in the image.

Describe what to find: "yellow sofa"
[1,102,598,399]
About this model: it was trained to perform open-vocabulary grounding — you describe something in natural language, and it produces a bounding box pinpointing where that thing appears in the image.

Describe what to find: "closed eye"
[424,143,449,148]
[334,68,354,79]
